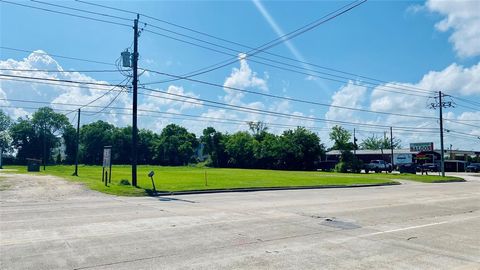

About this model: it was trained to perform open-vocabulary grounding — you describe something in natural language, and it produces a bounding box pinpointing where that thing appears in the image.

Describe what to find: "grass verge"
[2,165,463,196]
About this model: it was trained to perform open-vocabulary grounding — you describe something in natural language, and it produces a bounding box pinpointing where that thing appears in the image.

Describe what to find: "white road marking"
[358,215,480,238]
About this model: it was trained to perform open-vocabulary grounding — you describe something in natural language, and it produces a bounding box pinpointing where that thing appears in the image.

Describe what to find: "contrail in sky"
[251,0,328,90]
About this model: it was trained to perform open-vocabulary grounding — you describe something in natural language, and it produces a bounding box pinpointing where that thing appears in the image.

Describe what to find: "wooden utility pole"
[438,91,445,177]
[429,91,452,177]
[131,14,139,187]
[73,108,81,176]
[390,127,394,169]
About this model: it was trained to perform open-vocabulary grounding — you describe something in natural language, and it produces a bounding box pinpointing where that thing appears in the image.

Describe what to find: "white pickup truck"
[364,160,392,173]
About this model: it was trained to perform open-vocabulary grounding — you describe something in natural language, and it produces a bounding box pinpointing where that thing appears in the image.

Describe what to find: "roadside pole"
[390,127,394,170]
[73,108,81,176]
[439,91,445,177]
[131,14,139,187]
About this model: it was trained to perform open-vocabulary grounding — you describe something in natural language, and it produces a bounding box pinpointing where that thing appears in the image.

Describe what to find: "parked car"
[364,160,392,173]
[416,163,439,172]
[466,163,480,173]
[398,163,417,174]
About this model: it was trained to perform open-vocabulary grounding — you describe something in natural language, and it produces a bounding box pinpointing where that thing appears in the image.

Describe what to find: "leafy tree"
[278,127,324,170]
[138,129,158,164]
[253,132,281,169]
[247,121,268,140]
[360,134,401,150]
[0,110,12,152]
[80,121,115,164]
[153,124,198,165]
[329,125,355,150]
[62,125,77,164]
[111,126,132,164]
[10,107,72,164]
[200,127,227,167]
[224,131,255,168]
[335,150,363,173]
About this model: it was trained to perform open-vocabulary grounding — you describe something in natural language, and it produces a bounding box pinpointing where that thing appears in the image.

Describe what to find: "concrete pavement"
[1,171,479,269]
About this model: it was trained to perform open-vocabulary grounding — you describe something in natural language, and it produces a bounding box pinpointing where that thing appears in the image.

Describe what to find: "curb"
[148,181,401,196]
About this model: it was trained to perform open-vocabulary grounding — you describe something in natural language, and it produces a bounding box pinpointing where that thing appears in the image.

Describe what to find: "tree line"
[0,108,403,170]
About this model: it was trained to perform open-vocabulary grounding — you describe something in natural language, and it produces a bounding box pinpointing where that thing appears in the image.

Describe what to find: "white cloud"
[325,81,368,123]
[417,62,480,96]
[425,0,480,57]
[0,51,203,132]
[223,54,268,105]
[324,62,480,150]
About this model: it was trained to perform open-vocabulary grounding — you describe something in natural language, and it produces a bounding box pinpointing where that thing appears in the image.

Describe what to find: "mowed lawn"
[4,165,463,196]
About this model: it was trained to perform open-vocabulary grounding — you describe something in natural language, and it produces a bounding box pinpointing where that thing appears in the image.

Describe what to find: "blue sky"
[1,0,479,150]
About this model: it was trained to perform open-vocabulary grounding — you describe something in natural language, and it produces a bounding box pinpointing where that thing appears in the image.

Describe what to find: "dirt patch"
[0,171,102,203]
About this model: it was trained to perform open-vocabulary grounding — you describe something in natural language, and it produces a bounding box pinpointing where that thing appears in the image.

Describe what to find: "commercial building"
[325,149,480,172]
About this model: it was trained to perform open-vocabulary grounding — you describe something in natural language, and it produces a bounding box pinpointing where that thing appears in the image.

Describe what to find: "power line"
[3,101,478,141]
[444,119,480,129]
[0,0,131,28]
[0,46,115,67]
[138,39,432,97]
[0,74,441,130]
[140,1,367,84]
[0,101,462,136]
[454,103,480,111]
[450,95,480,107]
[0,68,124,73]
[64,77,131,115]
[2,4,434,97]
[30,0,133,22]
[138,87,439,131]
[76,0,436,95]
[142,68,435,118]
[0,73,437,121]
[0,74,123,88]
[0,77,126,90]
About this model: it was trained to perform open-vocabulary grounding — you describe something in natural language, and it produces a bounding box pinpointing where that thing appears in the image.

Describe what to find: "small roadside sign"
[102,146,112,184]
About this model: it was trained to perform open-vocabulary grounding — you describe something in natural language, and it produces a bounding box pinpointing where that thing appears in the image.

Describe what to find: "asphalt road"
[1,171,479,270]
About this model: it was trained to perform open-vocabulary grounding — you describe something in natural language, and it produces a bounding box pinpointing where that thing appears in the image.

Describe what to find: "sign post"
[102,146,112,185]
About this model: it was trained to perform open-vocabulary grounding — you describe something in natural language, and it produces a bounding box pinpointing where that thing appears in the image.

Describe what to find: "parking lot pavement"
[1,171,479,270]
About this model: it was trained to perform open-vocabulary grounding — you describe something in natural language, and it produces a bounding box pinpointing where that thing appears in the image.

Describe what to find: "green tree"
[153,124,198,165]
[278,127,324,170]
[111,126,132,164]
[62,125,77,164]
[247,121,268,140]
[200,127,227,167]
[253,132,281,169]
[0,110,12,152]
[224,131,255,168]
[138,129,158,164]
[80,121,115,164]
[360,134,401,150]
[10,107,72,164]
[329,125,355,150]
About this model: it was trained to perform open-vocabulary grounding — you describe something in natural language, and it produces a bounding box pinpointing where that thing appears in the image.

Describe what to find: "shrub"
[335,162,348,173]
[119,179,130,186]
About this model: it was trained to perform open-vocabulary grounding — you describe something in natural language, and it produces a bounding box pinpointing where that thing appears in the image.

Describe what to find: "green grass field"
[3,165,463,196]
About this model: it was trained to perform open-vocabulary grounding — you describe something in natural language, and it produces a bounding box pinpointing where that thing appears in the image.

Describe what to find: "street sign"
[102,146,112,184]
[103,147,111,168]
[410,142,434,152]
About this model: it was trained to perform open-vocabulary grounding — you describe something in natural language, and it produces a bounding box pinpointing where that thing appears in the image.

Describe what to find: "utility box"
[26,158,41,172]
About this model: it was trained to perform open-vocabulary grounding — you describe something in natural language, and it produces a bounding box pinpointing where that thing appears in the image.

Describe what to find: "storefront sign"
[410,142,434,152]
